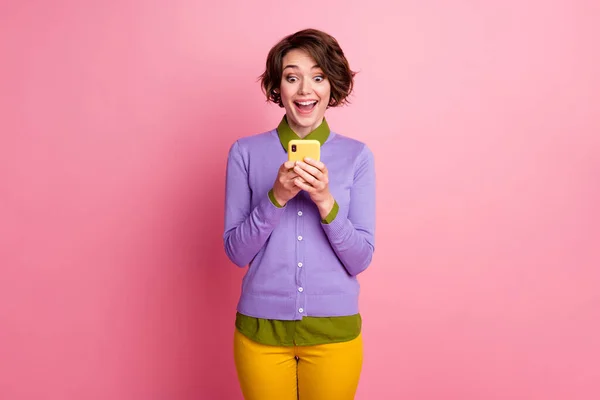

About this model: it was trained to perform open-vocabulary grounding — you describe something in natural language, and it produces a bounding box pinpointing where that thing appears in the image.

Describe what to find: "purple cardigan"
[223,128,376,320]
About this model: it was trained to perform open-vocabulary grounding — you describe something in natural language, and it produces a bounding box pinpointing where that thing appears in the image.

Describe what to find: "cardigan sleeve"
[321,144,376,276]
[223,141,285,267]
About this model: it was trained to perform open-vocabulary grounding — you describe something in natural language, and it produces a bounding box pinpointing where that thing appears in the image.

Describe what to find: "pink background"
[1,1,599,399]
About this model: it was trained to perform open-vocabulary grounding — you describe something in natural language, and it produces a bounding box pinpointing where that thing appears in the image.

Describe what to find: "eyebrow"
[283,64,321,71]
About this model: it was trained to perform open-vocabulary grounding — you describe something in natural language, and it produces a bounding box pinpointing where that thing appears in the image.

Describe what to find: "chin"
[287,106,326,129]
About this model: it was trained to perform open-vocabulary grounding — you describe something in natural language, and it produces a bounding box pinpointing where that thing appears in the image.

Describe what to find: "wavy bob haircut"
[260,29,357,108]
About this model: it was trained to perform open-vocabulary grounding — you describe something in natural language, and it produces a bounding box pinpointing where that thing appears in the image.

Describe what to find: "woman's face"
[279,49,331,137]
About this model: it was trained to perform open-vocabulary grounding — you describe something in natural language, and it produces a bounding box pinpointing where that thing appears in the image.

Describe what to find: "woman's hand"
[272,160,303,206]
[293,158,335,219]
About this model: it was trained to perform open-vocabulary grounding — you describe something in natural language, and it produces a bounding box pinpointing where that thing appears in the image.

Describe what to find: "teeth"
[297,101,317,105]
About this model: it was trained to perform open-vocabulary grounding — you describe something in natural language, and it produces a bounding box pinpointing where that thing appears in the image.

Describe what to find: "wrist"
[316,193,335,219]
[272,190,287,207]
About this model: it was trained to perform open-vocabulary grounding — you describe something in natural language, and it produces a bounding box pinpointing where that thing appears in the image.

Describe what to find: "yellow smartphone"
[288,139,320,162]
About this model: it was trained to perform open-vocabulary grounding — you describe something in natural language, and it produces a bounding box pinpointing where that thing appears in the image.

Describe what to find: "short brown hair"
[260,29,356,108]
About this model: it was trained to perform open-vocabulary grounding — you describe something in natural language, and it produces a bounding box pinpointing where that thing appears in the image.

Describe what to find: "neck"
[289,117,323,138]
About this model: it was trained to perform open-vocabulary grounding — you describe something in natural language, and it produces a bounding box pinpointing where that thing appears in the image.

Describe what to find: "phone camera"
[291,144,297,152]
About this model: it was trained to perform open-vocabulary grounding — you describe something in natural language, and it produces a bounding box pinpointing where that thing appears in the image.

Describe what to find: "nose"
[298,78,312,95]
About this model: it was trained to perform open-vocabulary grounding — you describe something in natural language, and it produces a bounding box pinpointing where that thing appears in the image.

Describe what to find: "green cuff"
[321,200,339,224]
[268,189,283,208]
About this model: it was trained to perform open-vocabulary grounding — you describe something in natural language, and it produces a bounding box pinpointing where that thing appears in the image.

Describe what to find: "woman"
[223,28,376,400]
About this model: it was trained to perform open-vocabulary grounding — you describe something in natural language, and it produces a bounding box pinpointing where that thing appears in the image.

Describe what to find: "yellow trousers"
[233,328,363,400]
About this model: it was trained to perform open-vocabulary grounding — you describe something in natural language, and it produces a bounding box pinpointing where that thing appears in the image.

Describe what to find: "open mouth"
[294,100,318,114]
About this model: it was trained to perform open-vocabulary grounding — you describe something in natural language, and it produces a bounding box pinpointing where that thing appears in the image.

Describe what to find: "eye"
[314,75,325,83]
[286,76,298,83]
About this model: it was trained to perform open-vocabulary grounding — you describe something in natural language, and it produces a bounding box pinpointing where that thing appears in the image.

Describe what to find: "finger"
[293,165,318,185]
[303,157,326,172]
[284,160,296,170]
[296,161,324,181]
[279,172,297,184]
[294,165,326,189]
[285,171,300,181]
[285,175,304,186]
[294,178,314,192]
[280,161,295,174]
